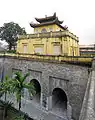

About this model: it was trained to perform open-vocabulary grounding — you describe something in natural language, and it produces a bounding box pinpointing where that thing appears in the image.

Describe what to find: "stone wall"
[0,57,90,120]
[79,59,95,120]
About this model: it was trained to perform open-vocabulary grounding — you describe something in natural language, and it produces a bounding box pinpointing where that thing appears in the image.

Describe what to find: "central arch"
[41,28,47,33]
[52,88,67,116]
[29,79,41,104]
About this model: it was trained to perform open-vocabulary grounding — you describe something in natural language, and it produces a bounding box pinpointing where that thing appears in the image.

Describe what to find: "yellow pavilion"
[17,13,79,56]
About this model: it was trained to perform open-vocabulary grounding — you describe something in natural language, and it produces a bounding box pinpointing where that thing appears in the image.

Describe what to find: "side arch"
[52,88,68,109]
[52,87,68,117]
[29,79,41,104]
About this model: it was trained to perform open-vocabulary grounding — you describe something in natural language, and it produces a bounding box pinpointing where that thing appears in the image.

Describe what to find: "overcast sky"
[0,0,95,45]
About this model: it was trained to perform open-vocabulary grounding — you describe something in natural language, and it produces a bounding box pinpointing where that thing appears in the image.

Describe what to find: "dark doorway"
[52,88,67,117]
[29,79,41,104]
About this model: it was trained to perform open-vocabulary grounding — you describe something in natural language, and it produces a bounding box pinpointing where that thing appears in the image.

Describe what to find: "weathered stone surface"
[79,61,95,120]
[0,57,90,120]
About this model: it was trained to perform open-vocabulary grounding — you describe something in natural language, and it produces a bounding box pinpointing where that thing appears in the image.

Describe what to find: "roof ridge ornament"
[53,12,56,17]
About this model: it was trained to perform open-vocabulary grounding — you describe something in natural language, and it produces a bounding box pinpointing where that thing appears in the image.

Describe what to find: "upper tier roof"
[30,17,64,27]
[35,12,63,24]
[29,13,68,30]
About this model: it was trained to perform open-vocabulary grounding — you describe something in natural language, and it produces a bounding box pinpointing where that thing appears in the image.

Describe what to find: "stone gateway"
[0,57,95,120]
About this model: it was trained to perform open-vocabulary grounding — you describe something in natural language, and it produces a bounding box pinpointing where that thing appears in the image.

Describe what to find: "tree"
[0,101,13,120]
[0,76,12,102]
[0,76,13,120]
[0,72,35,119]
[0,22,26,50]
[12,72,35,111]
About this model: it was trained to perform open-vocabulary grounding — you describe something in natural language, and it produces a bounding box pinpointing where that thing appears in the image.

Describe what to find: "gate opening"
[29,79,41,103]
[52,88,67,116]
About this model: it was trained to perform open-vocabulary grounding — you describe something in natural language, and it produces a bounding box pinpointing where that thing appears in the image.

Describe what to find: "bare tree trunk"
[19,93,21,111]
[5,93,6,102]
[3,108,5,120]
[9,44,12,50]
[19,100,21,111]
[3,92,7,120]
[13,46,16,50]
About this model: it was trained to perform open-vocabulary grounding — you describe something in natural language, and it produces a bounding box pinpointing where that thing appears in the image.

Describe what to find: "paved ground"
[1,95,69,120]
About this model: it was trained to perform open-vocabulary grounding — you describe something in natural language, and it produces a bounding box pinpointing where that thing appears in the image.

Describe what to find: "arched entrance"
[41,28,47,33]
[52,88,67,117]
[29,79,41,104]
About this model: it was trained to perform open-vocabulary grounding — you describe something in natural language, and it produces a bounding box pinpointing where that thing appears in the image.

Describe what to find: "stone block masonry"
[0,57,92,120]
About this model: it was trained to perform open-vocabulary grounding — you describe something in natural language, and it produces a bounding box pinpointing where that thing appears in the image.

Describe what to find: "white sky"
[0,0,95,45]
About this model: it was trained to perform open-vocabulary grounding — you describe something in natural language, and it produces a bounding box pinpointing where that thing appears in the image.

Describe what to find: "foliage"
[14,115,25,120]
[0,101,13,110]
[0,76,14,120]
[0,76,12,101]
[0,22,26,50]
[7,50,16,53]
[28,80,36,97]
[0,72,35,119]
[12,71,35,110]
[0,100,13,119]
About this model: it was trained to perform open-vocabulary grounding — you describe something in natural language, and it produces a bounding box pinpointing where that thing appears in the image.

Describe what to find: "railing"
[19,31,78,41]
[0,53,93,65]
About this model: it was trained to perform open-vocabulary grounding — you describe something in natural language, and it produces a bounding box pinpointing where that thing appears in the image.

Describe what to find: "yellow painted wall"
[34,24,63,33]
[17,36,79,56]
[17,23,79,56]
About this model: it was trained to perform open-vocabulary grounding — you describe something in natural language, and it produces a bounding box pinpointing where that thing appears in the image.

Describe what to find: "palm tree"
[0,76,12,101]
[0,76,13,120]
[12,71,35,111]
[0,100,13,120]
